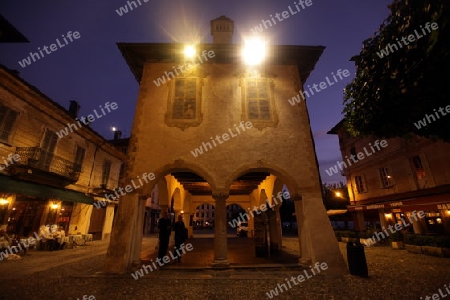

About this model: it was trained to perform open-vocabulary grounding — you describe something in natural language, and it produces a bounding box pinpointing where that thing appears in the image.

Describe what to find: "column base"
[212,259,230,268]
[131,259,142,268]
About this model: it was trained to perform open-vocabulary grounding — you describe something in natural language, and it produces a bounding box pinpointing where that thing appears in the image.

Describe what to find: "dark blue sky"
[0,0,392,183]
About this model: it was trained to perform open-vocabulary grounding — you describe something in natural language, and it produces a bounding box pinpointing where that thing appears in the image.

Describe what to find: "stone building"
[193,203,215,228]
[104,16,346,273]
[0,64,126,240]
[328,119,450,234]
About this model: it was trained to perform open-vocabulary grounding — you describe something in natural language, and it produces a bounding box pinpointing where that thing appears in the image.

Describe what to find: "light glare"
[184,45,196,58]
[242,37,266,65]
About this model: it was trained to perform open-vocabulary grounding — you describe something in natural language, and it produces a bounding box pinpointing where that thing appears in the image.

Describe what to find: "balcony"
[8,147,81,187]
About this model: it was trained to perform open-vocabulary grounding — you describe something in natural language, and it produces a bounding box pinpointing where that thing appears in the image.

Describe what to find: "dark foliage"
[343,0,450,141]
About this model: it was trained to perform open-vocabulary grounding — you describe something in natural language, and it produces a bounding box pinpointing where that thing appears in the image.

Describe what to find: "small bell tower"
[210,16,234,44]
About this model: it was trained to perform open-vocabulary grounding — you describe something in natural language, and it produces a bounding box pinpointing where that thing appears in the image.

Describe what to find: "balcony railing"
[15,147,81,181]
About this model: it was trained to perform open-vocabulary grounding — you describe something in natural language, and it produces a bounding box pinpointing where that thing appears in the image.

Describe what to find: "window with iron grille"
[172,78,197,119]
[246,78,272,120]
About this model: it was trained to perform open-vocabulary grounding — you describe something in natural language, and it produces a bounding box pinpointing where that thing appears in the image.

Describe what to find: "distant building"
[109,134,161,234]
[328,120,450,234]
[194,203,215,228]
[0,64,126,240]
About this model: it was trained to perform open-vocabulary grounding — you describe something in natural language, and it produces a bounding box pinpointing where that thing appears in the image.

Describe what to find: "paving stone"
[0,236,449,299]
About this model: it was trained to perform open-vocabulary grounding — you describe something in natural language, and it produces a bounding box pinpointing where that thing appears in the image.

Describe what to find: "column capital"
[212,192,229,201]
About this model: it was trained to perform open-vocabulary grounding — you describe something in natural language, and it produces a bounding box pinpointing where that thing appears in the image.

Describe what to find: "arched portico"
[105,28,347,274]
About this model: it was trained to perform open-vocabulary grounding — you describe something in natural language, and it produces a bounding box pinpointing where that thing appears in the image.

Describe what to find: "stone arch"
[259,189,268,206]
[157,177,169,207]
[149,160,218,193]
[224,162,299,196]
[170,187,182,213]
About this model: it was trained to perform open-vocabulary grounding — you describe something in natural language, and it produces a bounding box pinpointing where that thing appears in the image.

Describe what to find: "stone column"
[187,213,194,238]
[103,191,140,274]
[293,195,308,263]
[212,193,229,267]
[407,211,427,234]
[378,210,388,230]
[297,191,347,275]
[269,205,282,254]
[130,196,147,266]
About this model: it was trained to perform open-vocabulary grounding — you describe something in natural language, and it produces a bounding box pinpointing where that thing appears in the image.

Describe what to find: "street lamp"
[242,37,267,66]
[49,202,59,224]
[184,45,196,59]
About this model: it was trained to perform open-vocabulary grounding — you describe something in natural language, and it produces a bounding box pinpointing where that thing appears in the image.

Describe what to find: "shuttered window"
[0,103,19,143]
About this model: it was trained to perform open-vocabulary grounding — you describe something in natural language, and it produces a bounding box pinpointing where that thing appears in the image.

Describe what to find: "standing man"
[157,211,172,260]
[173,215,187,262]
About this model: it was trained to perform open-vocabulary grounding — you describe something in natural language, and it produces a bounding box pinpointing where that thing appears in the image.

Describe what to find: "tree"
[343,0,450,142]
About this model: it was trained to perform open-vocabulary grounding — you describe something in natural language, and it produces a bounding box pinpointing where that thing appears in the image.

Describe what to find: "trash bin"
[346,241,368,277]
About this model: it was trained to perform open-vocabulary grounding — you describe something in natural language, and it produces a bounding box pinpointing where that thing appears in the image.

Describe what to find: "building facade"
[104,16,347,274]
[193,203,215,228]
[0,65,126,240]
[328,120,450,234]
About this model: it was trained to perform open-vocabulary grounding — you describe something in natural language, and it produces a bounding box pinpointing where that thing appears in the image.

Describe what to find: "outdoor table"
[69,234,84,245]
[81,234,93,242]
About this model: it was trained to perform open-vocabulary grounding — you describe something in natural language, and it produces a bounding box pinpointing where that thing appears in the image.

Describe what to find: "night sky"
[0,0,392,184]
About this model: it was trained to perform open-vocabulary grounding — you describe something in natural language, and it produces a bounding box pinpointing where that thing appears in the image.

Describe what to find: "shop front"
[0,175,93,238]
[348,194,450,234]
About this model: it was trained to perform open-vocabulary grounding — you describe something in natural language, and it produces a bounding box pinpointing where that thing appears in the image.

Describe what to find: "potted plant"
[404,234,423,254]
[404,234,450,257]
[421,235,450,258]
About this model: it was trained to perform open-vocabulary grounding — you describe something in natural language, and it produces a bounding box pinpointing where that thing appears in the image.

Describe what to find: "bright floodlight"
[112,127,117,131]
[242,37,266,66]
[184,45,196,58]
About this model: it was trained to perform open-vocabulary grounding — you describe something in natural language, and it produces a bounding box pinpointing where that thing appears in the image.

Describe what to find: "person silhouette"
[157,211,172,260]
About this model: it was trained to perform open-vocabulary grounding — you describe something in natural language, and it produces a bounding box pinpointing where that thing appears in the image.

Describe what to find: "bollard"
[346,241,368,277]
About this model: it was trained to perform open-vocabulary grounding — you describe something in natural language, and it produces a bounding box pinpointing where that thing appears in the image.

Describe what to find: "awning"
[347,195,450,212]
[0,175,93,204]
[327,209,348,216]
